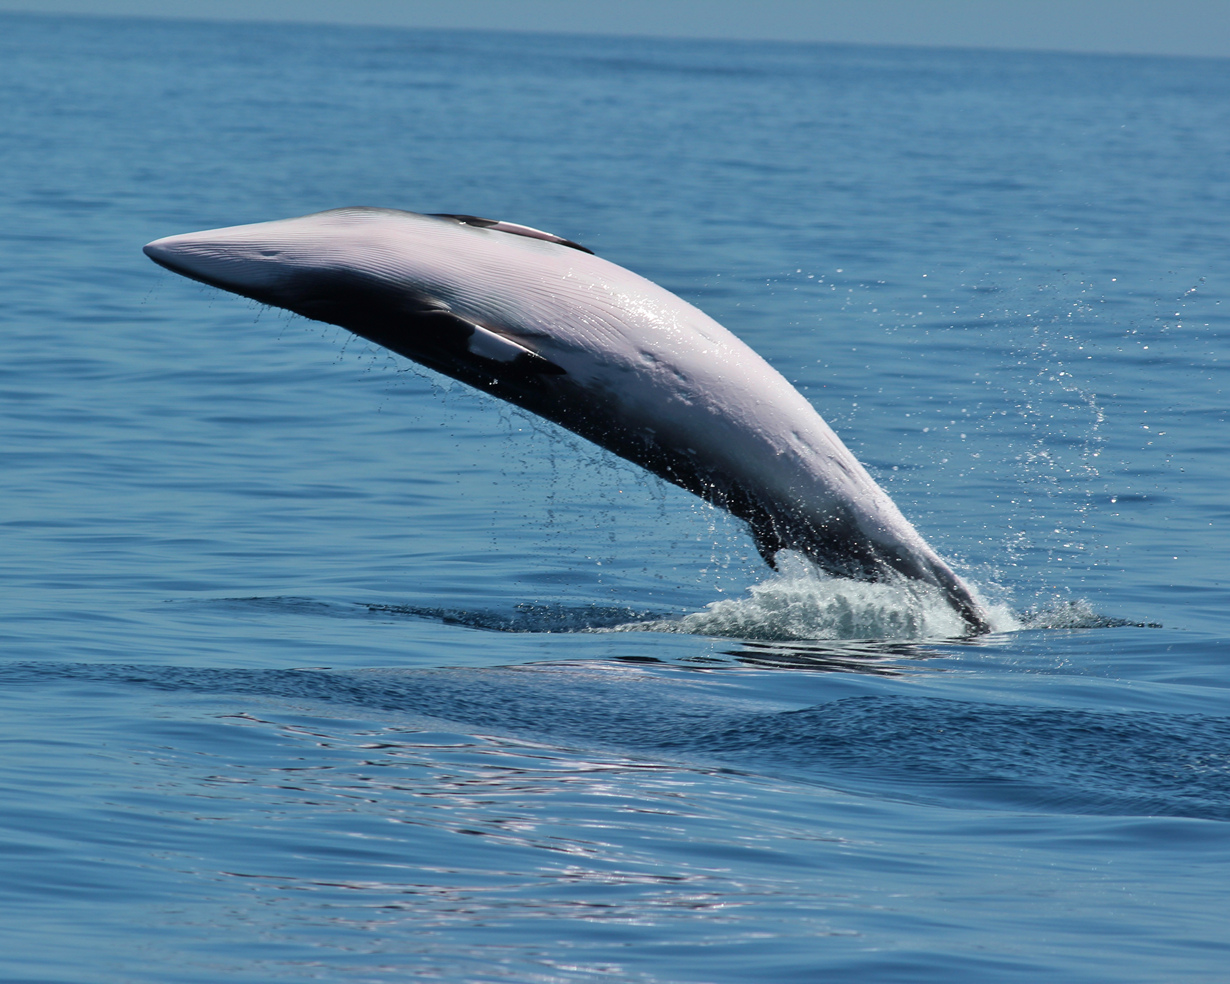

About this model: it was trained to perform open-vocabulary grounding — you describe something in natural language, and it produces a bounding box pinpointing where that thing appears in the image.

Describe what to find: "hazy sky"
[2,0,1229,58]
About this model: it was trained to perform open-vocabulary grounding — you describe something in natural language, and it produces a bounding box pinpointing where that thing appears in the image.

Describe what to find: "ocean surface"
[2,12,1229,983]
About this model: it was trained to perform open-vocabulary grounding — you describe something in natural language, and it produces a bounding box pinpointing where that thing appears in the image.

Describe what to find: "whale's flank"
[144,207,992,634]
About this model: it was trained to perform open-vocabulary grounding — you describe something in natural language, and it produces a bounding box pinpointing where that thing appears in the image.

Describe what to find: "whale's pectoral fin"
[411,310,566,377]
[465,321,566,374]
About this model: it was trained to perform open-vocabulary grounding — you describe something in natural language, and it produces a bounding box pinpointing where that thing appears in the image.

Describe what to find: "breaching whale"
[144,207,991,633]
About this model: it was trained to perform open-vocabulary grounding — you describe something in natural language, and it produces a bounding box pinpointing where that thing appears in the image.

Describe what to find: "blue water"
[2,12,1229,982]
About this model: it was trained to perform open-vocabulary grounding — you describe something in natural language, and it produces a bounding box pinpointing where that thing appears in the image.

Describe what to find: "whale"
[144,207,991,633]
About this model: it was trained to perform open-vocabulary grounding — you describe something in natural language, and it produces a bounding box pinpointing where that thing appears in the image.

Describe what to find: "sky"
[1,0,1229,59]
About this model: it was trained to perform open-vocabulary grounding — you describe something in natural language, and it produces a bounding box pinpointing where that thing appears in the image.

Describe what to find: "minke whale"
[144,207,991,633]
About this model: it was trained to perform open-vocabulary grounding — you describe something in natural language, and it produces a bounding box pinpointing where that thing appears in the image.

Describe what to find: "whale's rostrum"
[144,207,992,634]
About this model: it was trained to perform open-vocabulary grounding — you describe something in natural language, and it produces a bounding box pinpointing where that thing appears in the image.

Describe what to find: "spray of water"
[607,554,1019,642]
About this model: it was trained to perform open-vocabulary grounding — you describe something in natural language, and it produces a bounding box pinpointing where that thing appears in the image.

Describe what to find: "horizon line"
[3,4,1229,62]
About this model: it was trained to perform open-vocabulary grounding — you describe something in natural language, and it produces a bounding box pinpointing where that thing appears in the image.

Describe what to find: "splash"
[1016,598,1161,630]
[174,587,1151,640]
[610,555,1018,642]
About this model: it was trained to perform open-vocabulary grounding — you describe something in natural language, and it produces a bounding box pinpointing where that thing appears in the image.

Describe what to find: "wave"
[178,596,667,632]
[175,560,1157,644]
[6,659,1227,821]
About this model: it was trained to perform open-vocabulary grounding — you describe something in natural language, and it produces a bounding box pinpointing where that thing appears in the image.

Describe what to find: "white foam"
[610,554,1018,642]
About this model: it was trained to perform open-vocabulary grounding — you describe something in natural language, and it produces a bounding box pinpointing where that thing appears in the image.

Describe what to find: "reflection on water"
[717,638,951,676]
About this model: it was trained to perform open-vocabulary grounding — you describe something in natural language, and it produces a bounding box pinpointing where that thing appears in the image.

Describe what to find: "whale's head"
[145,207,588,387]
[144,208,451,326]
[144,207,599,340]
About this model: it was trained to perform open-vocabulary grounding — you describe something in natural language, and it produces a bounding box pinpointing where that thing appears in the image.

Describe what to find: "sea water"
[1,12,1228,983]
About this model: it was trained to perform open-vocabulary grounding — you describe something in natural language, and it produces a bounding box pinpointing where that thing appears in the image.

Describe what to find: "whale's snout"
[144,227,301,304]
[142,235,195,276]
